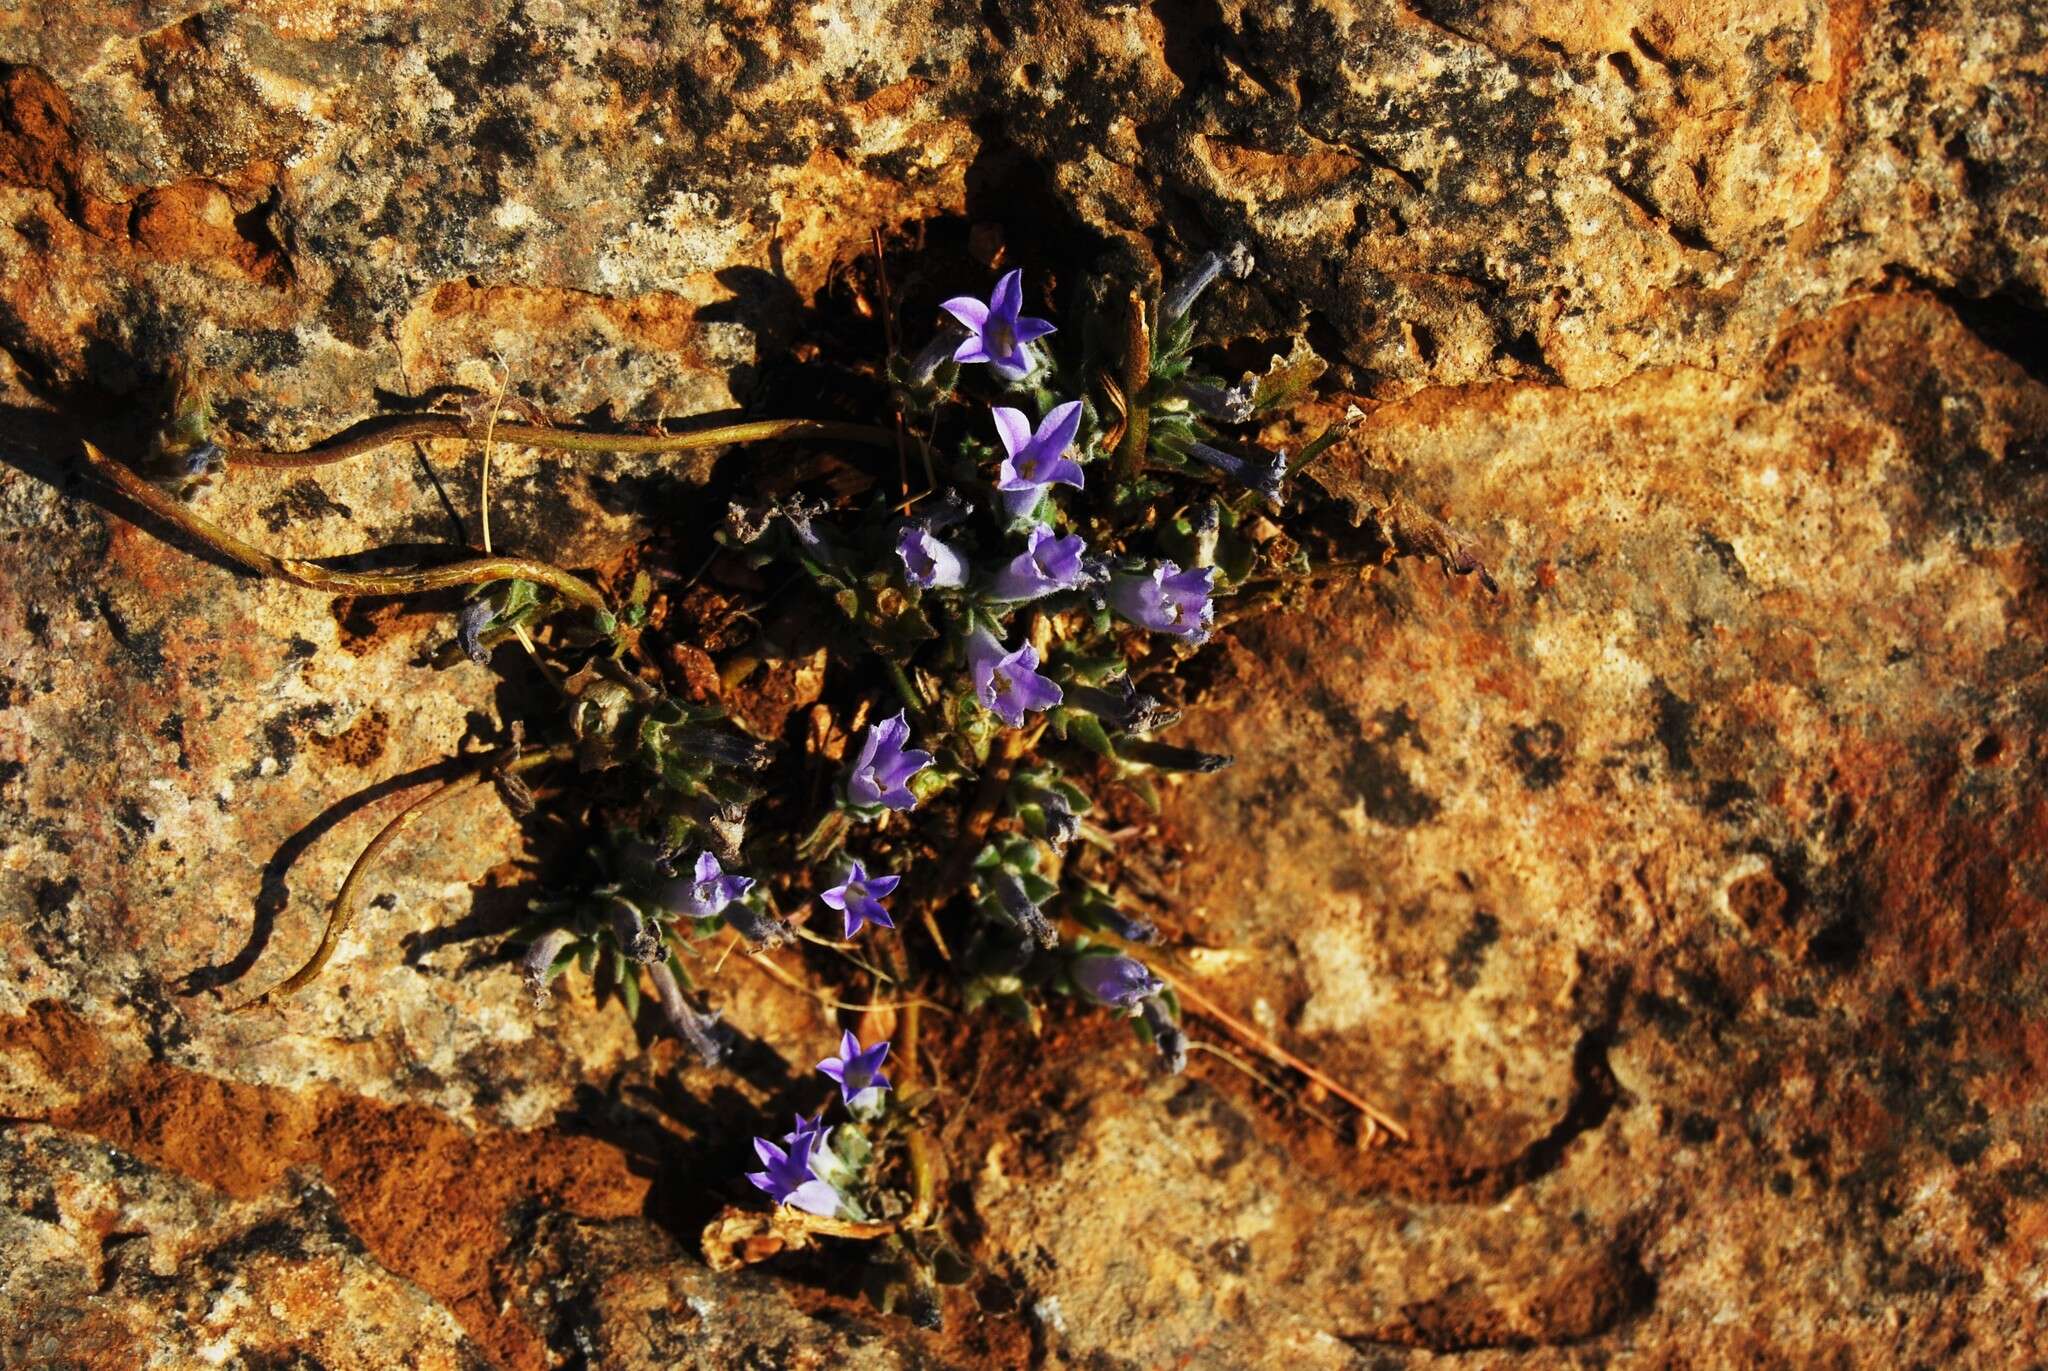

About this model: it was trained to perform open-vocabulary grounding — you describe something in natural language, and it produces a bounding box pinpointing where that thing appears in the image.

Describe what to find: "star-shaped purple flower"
[655,851,754,919]
[1071,952,1166,1014]
[817,1030,893,1113]
[1109,562,1216,642]
[966,627,1063,729]
[821,859,901,938]
[895,524,968,590]
[988,523,1088,603]
[746,1120,840,1216]
[845,711,934,812]
[941,268,1056,382]
[992,402,1085,521]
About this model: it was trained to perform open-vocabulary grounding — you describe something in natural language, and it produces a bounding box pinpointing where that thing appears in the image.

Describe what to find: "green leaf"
[1250,336,1327,414]
[1065,710,1116,759]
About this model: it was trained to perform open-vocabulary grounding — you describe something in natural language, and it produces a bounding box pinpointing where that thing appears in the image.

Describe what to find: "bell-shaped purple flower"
[992,402,1086,521]
[656,851,755,919]
[647,961,728,1066]
[1184,440,1288,507]
[821,859,901,938]
[817,1030,893,1113]
[1063,677,1178,734]
[1140,995,1187,1075]
[991,869,1058,948]
[607,895,663,964]
[966,627,1063,729]
[746,1122,840,1217]
[1109,562,1215,642]
[519,927,575,1006]
[988,523,1088,603]
[941,268,1056,382]
[1178,378,1257,423]
[845,711,933,812]
[895,524,968,590]
[456,597,495,664]
[1071,952,1166,1014]
[1160,243,1254,323]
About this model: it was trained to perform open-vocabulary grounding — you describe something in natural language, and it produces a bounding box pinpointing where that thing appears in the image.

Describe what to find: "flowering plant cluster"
[513,252,1332,1085]
[748,1030,893,1217]
[105,232,1485,1326]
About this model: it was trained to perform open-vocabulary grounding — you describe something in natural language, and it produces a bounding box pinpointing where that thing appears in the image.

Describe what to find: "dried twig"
[1159,962,1410,1143]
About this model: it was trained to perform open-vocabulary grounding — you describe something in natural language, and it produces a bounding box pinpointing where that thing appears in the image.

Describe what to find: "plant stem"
[1112,288,1151,485]
[882,658,925,713]
[224,415,900,471]
[82,441,610,613]
[229,745,571,1013]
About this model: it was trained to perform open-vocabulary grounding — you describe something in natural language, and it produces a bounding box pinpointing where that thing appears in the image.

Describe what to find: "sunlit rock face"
[3,2,2044,1366]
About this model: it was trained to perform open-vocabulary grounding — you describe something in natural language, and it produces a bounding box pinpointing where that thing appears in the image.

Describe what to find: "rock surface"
[2,1,2045,1367]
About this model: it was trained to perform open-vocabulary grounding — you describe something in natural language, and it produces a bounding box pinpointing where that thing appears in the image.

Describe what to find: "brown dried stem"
[223,414,899,471]
[230,745,571,1014]
[1111,288,1151,485]
[81,441,610,613]
[1158,962,1411,1144]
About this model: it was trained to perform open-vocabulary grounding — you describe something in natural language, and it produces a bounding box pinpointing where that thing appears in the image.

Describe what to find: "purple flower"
[991,869,1058,949]
[895,524,968,589]
[941,268,1056,382]
[656,851,755,919]
[746,1122,840,1217]
[906,321,967,385]
[519,927,575,1006]
[845,711,933,811]
[1019,783,1080,853]
[966,627,1063,729]
[1071,952,1166,1013]
[992,402,1085,521]
[817,1030,892,1112]
[1140,996,1187,1075]
[1109,562,1215,642]
[821,859,901,938]
[1184,440,1288,507]
[1063,678,1177,734]
[1160,243,1253,322]
[608,896,663,964]
[648,962,728,1066]
[720,899,794,949]
[1178,378,1257,423]
[988,524,1088,602]
[456,598,495,664]
[179,441,227,481]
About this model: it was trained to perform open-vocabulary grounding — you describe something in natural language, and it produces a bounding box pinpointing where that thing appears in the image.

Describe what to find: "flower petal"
[1036,399,1085,457]
[940,296,989,331]
[788,1179,841,1217]
[990,406,1033,458]
[1013,315,1057,345]
[989,269,1023,326]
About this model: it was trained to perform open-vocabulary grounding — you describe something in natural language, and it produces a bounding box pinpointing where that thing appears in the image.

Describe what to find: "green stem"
[226,415,899,471]
[882,658,925,713]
